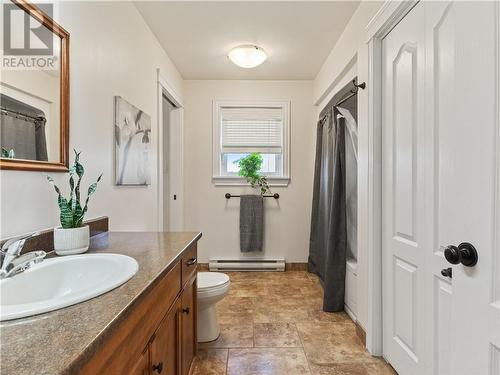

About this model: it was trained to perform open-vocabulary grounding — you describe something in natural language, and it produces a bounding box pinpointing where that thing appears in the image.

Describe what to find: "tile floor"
[192,271,396,375]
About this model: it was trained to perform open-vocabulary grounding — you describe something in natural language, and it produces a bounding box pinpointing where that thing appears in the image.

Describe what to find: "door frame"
[364,0,419,356]
[364,0,500,362]
[157,69,184,232]
[492,0,500,367]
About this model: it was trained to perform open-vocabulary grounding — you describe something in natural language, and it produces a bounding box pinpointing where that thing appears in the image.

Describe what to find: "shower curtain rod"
[0,107,44,122]
[334,80,366,107]
[335,91,357,107]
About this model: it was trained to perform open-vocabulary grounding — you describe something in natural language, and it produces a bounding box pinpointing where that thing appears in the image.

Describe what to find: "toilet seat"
[197,272,230,291]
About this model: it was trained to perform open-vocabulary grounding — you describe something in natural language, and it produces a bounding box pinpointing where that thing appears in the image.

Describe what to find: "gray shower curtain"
[0,94,48,161]
[308,106,347,312]
[338,107,358,262]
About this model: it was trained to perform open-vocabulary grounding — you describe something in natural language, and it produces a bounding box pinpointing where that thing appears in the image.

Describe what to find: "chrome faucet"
[0,232,46,279]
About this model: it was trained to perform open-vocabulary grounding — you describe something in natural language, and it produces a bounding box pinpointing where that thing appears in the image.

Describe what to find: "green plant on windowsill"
[234,152,270,195]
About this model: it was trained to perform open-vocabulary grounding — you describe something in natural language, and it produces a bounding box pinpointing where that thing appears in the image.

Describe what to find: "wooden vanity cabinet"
[79,244,198,375]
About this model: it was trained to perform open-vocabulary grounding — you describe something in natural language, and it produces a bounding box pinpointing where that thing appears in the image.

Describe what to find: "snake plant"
[47,150,102,229]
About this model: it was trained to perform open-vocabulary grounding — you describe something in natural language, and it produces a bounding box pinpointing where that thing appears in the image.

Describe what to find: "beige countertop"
[0,231,202,375]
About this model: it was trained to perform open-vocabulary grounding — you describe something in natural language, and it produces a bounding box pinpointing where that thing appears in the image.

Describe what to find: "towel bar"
[225,193,279,199]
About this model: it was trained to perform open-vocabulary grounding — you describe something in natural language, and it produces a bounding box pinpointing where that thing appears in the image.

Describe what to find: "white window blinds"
[220,107,283,153]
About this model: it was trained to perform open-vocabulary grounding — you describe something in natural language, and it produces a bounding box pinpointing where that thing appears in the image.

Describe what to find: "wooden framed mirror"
[0,0,69,172]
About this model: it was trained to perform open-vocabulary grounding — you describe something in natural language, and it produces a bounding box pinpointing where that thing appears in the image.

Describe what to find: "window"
[213,100,290,186]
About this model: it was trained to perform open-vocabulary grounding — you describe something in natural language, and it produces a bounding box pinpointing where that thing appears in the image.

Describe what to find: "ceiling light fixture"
[228,45,267,68]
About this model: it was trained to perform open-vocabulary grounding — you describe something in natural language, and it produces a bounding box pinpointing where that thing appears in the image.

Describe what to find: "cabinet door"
[181,277,197,375]
[128,347,149,375]
[150,299,181,375]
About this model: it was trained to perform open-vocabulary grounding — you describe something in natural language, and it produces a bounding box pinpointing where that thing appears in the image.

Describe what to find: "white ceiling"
[135,1,360,80]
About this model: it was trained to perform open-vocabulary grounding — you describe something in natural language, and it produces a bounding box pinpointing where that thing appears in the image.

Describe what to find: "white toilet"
[197,272,230,343]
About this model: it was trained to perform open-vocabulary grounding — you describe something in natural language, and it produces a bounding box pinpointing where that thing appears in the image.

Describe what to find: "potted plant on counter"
[235,152,270,195]
[47,150,102,255]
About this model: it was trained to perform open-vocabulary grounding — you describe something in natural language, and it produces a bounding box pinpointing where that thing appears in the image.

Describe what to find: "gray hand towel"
[240,195,264,252]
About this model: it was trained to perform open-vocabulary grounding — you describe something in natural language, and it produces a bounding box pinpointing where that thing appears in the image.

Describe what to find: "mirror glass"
[0,1,68,169]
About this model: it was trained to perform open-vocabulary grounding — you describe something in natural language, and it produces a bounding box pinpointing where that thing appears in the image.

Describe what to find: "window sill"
[212,176,290,187]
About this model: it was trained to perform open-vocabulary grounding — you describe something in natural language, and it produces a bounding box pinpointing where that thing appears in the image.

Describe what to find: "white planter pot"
[54,226,90,256]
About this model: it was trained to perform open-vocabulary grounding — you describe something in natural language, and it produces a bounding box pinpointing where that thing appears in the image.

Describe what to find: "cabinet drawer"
[181,244,197,286]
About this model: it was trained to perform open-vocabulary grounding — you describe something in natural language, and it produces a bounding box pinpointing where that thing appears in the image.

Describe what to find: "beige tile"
[226,272,263,283]
[254,323,302,348]
[261,271,312,283]
[227,271,312,285]
[309,361,397,375]
[217,296,255,324]
[227,348,311,375]
[253,296,344,324]
[218,312,254,325]
[194,271,388,374]
[306,272,324,287]
[300,290,324,301]
[217,296,255,314]
[199,322,254,349]
[296,322,373,365]
[363,361,398,375]
[228,281,271,298]
[253,297,311,323]
[309,363,368,375]
[266,284,311,298]
[191,349,228,375]
[307,310,353,324]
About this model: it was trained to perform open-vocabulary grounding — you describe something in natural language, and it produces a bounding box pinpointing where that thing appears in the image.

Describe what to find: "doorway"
[157,70,184,232]
[162,95,176,231]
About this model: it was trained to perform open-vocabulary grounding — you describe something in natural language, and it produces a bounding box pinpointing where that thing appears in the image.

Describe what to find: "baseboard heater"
[209,258,285,272]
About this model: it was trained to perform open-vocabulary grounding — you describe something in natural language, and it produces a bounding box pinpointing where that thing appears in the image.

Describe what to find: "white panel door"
[382,2,427,373]
[383,1,500,374]
[422,2,456,374]
[438,2,499,374]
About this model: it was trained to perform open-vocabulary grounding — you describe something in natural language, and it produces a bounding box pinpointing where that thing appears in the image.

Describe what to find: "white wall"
[0,1,183,238]
[314,2,382,106]
[183,80,315,263]
[313,1,383,332]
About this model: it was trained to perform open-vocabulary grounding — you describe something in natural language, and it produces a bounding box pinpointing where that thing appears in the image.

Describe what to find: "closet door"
[426,2,499,374]
[382,2,427,374]
[383,1,499,374]
[421,2,457,374]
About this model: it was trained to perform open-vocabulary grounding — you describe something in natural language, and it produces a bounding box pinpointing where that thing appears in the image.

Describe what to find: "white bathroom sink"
[0,253,138,321]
